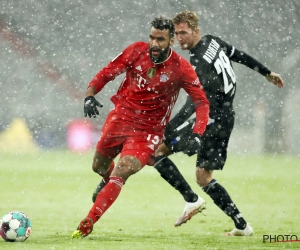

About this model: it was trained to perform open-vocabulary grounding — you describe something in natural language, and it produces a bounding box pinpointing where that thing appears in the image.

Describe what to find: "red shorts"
[96,109,162,166]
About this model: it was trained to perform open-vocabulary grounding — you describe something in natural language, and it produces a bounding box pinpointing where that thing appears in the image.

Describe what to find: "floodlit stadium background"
[0,0,299,155]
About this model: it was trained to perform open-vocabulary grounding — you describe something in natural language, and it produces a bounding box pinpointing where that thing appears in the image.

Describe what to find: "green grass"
[0,151,299,249]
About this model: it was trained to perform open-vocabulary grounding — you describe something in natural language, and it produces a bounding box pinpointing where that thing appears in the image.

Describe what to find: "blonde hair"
[173,10,199,30]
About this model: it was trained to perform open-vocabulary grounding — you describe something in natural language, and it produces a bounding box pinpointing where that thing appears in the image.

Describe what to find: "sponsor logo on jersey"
[137,74,148,89]
[147,68,156,78]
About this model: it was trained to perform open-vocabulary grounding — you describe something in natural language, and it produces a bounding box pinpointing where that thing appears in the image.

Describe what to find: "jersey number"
[214,50,236,94]
[146,134,160,145]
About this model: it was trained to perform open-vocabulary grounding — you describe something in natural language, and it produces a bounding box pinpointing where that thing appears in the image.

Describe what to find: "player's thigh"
[197,119,234,170]
[155,143,172,157]
[95,110,125,159]
[120,133,162,167]
[196,167,214,187]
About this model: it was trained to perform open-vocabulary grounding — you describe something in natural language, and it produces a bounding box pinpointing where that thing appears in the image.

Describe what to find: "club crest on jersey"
[160,72,169,82]
[147,68,156,78]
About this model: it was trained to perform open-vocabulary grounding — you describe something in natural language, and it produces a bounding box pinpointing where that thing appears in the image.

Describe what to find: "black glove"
[84,96,103,118]
[192,133,201,147]
[184,133,202,156]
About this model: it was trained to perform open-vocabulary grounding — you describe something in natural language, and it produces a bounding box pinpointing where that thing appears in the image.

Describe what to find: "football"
[0,211,32,242]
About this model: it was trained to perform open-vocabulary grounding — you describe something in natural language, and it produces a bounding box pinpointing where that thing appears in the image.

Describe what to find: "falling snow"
[0,0,299,154]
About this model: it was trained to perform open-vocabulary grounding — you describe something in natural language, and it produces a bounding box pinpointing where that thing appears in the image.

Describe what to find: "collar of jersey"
[189,40,202,54]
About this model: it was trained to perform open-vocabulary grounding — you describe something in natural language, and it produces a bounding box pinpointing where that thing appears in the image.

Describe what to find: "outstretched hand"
[265,72,284,88]
[84,96,103,118]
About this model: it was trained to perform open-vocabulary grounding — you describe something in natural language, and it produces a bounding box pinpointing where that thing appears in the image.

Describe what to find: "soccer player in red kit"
[71,15,209,238]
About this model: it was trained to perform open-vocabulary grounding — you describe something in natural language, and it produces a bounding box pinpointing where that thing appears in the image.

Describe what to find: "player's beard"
[149,45,170,63]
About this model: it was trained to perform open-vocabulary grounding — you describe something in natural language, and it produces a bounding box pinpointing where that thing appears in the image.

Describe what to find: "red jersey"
[88,42,209,135]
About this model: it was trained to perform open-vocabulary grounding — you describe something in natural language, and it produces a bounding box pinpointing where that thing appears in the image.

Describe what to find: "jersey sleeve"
[230,48,271,76]
[165,95,195,134]
[179,61,209,136]
[216,36,271,76]
[88,43,137,93]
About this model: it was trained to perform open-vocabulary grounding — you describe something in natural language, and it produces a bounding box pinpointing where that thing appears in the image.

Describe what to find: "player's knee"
[196,168,213,187]
[92,155,111,175]
[92,159,106,174]
[155,143,170,157]
[196,177,209,187]
[154,155,166,170]
[115,155,143,177]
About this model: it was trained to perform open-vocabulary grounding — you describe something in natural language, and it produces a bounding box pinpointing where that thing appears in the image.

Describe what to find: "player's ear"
[194,28,200,36]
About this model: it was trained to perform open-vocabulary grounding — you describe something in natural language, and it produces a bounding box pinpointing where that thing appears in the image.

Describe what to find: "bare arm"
[85,86,97,97]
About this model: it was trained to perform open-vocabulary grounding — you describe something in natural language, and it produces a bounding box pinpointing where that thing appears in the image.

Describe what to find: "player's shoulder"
[124,41,148,54]
[170,49,192,67]
[130,41,148,50]
[201,35,232,53]
[122,42,149,62]
[202,34,221,43]
[203,34,216,39]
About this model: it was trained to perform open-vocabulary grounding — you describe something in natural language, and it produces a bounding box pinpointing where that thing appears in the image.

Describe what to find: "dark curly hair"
[150,15,174,38]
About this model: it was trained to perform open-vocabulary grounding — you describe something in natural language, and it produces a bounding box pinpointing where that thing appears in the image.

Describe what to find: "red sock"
[100,162,115,183]
[88,176,125,223]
